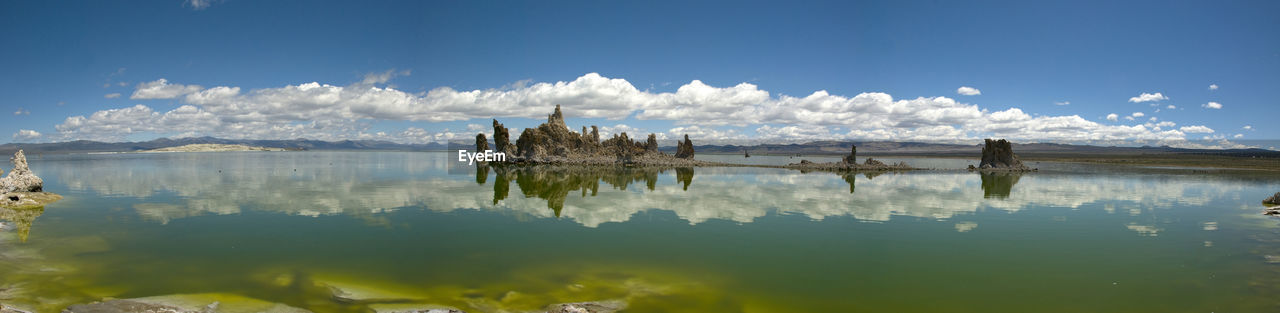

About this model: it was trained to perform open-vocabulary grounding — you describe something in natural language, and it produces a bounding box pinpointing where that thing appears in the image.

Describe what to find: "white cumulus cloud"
[1128,92,1168,103]
[1106,113,1118,122]
[956,86,981,96]
[12,129,41,141]
[131,79,204,99]
[1202,102,1222,109]
[1208,84,1218,90]
[46,73,1224,144]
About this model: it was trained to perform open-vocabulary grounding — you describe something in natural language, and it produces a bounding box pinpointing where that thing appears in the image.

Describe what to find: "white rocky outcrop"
[0,150,42,193]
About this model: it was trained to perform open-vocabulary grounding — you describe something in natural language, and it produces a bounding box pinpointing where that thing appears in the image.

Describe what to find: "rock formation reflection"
[0,206,44,243]
[488,165,692,216]
[35,152,1266,229]
[839,172,884,194]
[979,172,1022,199]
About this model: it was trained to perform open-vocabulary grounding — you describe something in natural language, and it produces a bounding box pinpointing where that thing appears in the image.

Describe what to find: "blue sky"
[1,0,1276,148]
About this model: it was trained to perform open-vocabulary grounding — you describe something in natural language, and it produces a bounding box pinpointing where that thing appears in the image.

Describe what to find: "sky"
[1,0,1276,148]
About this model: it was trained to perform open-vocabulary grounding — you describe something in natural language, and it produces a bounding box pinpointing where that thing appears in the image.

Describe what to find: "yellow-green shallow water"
[2,151,1279,312]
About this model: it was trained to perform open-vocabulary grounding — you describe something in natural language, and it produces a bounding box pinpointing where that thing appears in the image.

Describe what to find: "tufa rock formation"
[675,134,695,159]
[1,150,60,210]
[785,154,913,171]
[483,105,704,166]
[492,119,516,155]
[977,139,1033,171]
[0,150,42,193]
[475,133,489,152]
[515,105,589,160]
[1265,192,1280,205]
[841,145,858,164]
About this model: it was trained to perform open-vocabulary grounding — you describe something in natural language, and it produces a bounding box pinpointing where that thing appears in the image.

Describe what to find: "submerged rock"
[545,300,626,313]
[63,299,196,313]
[1265,192,1280,205]
[976,139,1034,171]
[63,293,310,313]
[0,150,42,193]
[368,304,464,313]
[1,303,33,313]
[1,192,61,209]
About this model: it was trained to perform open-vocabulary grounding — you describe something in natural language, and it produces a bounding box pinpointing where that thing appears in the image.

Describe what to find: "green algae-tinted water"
[3,151,1280,312]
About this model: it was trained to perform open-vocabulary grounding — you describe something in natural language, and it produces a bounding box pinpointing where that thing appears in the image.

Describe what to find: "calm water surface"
[2,151,1279,312]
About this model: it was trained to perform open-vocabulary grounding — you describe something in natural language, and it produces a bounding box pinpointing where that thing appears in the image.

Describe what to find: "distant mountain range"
[3,137,1278,158]
[0,137,448,155]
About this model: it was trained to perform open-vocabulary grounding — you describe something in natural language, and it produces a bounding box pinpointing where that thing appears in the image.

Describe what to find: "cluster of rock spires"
[786,144,912,171]
[0,150,57,210]
[968,139,1035,171]
[481,105,701,166]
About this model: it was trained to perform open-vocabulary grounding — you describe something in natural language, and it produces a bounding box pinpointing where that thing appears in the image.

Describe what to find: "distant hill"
[0,137,448,155]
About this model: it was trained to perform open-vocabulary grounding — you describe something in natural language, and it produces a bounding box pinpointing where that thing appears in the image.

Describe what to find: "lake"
[3,151,1279,312]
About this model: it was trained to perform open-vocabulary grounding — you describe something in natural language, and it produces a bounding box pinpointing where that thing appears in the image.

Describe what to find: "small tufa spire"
[548,104,566,128]
[1,150,43,193]
[842,145,858,164]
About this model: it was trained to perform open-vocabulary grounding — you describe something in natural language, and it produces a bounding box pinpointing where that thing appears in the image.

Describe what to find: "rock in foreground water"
[0,150,41,193]
[545,300,626,313]
[0,150,59,210]
[63,294,310,313]
[1264,192,1280,205]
